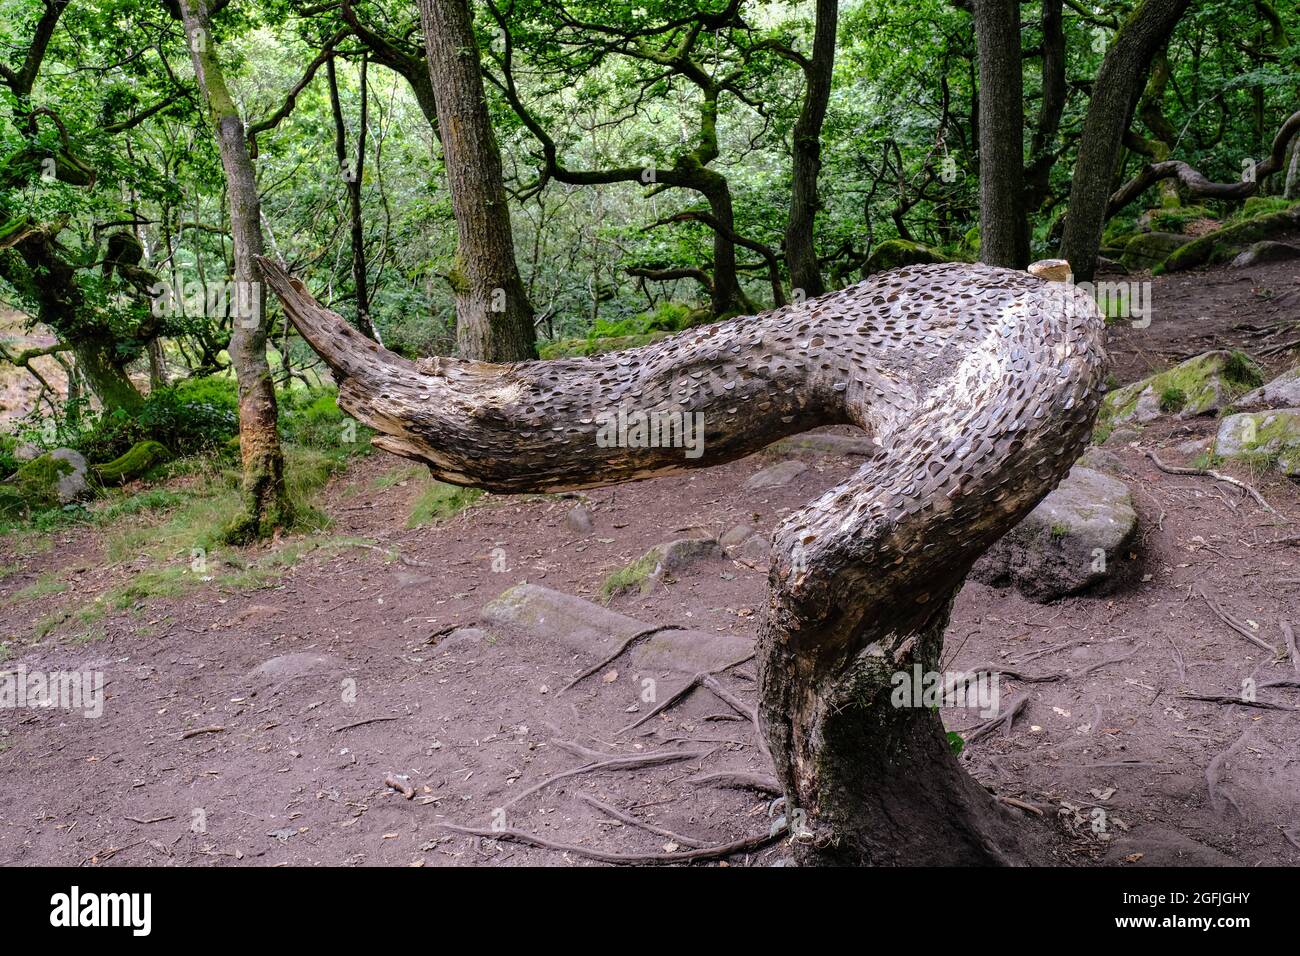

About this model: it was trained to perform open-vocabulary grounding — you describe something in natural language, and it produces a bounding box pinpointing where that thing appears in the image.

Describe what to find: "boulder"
[481,583,752,677]
[742,459,808,490]
[1214,409,1300,477]
[766,432,877,458]
[1119,231,1193,271]
[566,503,594,534]
[862,239,947,277]
[48,449,89,501]
[1237,364,1300,410]
[600,536,723,598]
[6,449,89,508]
[1100,350,1264,427]
[971,466,1138,601]
[1230,240,1300,269]
[1159,203,1300,273]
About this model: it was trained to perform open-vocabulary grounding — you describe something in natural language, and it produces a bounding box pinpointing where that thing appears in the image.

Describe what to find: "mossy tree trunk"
[178,0,290,542]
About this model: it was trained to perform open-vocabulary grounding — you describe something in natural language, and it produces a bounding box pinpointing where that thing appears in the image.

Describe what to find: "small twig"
[126,815,176,825]
[1077,648,1138,679]
[1283,621,1299,673]
[1144,448,1273,512]
[577,794,705,848]
[180,725,225,740]
[619,671,712,734]
[332,716,401,733]
[997,796,1045,817]
[1196,585,1279,656]
[559,624,686,694]
[384,773,415,799]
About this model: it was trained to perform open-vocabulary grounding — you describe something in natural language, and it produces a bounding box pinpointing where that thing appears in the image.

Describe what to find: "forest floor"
[2,254,1299,868]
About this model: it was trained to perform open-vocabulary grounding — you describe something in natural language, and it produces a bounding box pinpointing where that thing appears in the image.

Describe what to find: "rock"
[766,432,877,458]
[437,627,486,652]
[1028,258,1071,281]
[1230,240,1300,269]
[651,536,722,571]
[971,466,1138,601]
[6,450,89,508]
[862,239,947,276]
[13,442,41,462]
[719,524,756,549]
[247,652,343,683]
[1076,448,1124,474]
[1214,409,1300,477]
[565,504,594,534]
[48,449,89,502]
[1237,364,1300,410]
[92,440,171,486]
[1159,202,1300,273]
[743,460,808,490]
[1101,425,1140,448]
[481,583,752,676]
[1118,231,1192,271]
[601,536,723,598]
[1100,350,1263,426]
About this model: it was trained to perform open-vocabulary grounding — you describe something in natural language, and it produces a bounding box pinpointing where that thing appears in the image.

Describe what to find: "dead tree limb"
[260,256,1107,866]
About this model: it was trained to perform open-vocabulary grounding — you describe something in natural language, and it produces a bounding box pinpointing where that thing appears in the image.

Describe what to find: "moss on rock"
[1158,203,1300,274]
[862,239,947,277]
[1100,350,1263,428]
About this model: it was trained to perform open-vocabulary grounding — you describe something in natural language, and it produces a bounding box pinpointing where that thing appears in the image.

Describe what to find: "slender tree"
[177,0,291,541]
[416,0,537,362]
[974,0,1028,268]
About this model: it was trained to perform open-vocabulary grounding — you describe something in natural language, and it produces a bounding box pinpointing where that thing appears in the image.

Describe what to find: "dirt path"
[2,257,1299,867]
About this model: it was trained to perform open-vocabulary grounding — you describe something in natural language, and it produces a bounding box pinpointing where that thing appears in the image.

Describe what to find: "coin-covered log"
[259,255,1107,865]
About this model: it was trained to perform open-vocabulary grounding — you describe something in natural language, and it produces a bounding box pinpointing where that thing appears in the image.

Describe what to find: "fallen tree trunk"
[259,256,1107,865]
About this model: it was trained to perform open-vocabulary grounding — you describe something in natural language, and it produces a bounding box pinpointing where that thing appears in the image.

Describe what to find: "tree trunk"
[784,0,838,300]
[1024,0,1066,213]
[974,0,1029,268]
[699,174,752,316]
[416,0,537,362]
[261,255,1107,865]
[1286,131,1300,200]
[179,0,290,542]
[327,53,379,343]
[1060,0,1193,282]
[71,339,144,411]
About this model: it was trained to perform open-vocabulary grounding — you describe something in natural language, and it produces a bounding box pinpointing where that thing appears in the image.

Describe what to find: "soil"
[2,253,1299,867]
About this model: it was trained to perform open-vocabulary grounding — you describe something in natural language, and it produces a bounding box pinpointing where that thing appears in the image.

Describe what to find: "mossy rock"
[1119,231,1193,271]
[92,440,172,486]
[1100,350,1264,427]
[1239,196,1297,220]
[1138,205,1213,235]
[9,454,75,510]
[1158,203,1300,274]
[863,239,947,277]
[960,226,980,256]
[1215,409,1300,477]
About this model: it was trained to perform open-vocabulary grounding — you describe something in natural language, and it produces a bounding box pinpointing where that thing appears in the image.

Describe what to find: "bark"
[974,0,1029,268]
[1060,0,1193,282]
[260,254,1107,865]
[783,0,838,300]
[1286,131,1300,200]
[179,0,290,542]
[416,0,537,362]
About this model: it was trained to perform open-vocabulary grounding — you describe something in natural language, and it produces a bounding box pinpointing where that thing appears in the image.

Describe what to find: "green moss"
[539,332,668,359]
[599,551,662,602]
[1146,205,1211,234]
[407,480,483,527]
[1159,204,1300,273]
[93,440,172,486]
[11,454,73,510]
[863,239,948,276]
[1158,387,1186,413]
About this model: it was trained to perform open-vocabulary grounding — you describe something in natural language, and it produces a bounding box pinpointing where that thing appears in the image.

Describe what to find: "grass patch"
[407,480,483,528]
[599,551,661,603]
[6,572,68,605]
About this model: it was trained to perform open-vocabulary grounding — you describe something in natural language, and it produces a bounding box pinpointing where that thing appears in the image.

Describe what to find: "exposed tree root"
[963,695,1029,746]
[435,821,784,865]
[577,794,705,848]
[1206,728,1253,816]
[692,771,782,794]
[559,625,686,695]
[1195,585,1279,656]
[1145,448,1273,513]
